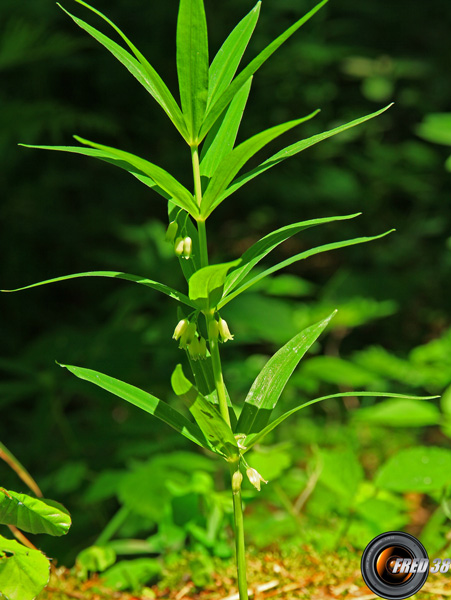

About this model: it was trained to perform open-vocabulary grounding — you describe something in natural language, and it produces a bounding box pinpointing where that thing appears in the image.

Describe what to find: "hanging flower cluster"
[166,220,192,259]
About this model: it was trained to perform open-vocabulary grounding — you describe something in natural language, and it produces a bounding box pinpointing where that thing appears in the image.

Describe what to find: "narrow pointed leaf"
[74,136,199,216]
[244,392,440,451]
[207,2,260,108]
[201,113,318,217]
[187,353,238,430]
[0,490,71,536]
[222,105,393,200]
[171,365,238,459]
[223,213,361,296]
[58,3,188,139]
[188,259,240,309]
[2,271,195,307]
[176,0,209,142]
[201,77,253,178]
[59,363,209,450]
[199,0,328,140]
[0,535,50,600]
[236,311,336,435]
[219,231,395,308]
[19,144,167,197]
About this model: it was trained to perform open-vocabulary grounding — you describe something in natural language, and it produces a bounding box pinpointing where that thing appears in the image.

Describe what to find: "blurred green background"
[1,0,451,586]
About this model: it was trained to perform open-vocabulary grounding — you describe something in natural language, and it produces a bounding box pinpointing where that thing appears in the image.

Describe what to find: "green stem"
[95,505,130,546]
[198,218,208,268]
[191,145,208,268]
[231,465,248,600]
[208,314,231,427]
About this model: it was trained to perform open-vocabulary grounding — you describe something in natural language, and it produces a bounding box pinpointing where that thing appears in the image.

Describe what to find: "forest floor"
[38,549,451,600]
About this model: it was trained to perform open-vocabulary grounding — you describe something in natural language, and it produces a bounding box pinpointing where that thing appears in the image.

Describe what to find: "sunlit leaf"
[59,363,209,450]
[244,392,440,450]
[0,535,50,600]
[236,311,336,435]
[199,0,328,140]
[223,213,361,296]
[2,271,195,308]
[58,2,188,139]
[188,260,240,309]
[0,490,71,536]
[171,365,238,459]
[201,112,319,217]
[221,105,393,200]
[207,2,260,109]
[219,231,395,308]
[201,78,253,179]
[176,0,209,142]
[74,136,199,216]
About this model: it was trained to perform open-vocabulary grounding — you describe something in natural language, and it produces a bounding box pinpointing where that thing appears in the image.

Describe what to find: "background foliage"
[1,0,451,588]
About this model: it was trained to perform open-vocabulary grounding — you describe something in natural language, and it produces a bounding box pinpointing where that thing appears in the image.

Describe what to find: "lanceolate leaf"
[58,3,188,139]
[59,363,209,450]
[207,2,260,109]
[223,213,361,296]
[201,113,319,217]
[2,271,195,308]
[0,490,71,536]
[222,104,393,200]
[188,260,240,309]
[0,535,50,600]
[201,78,253,179]
[176,0,209,142]
[19,144,166,197]
[171,365,238,459]
[74,136,199,216]
[243,392,440,451]
[236,311,336,435]
[199,0,328,140]
[219,230,395,308]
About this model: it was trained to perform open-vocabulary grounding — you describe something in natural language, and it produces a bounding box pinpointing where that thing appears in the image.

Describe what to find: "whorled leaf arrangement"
[3,1,438,598]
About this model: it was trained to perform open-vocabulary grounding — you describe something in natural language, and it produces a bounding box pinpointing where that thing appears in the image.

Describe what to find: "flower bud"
[165,221,178,243]
[183,237,192,259]
[208,319,219,340]
[174,237,184,256]
[198,337,207,359]
[218,318,234,343]
[188,336,201,360]
[172,318,189,341]
[179,321,196,348]
[232,470,243,494]
[246,468,268,492]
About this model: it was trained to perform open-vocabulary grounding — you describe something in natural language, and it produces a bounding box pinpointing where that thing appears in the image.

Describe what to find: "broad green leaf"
[201,113,318,217]
[244,392,440,451]
[0,490,71,536]
[0,441,42,498]
[353,398,441,427]
[171,365,238,459]
[176,0,209,142]
[0,535,50,600]
[59,363,209,450]
[188,259,240,309]
[236,311,336,435]
[375,447,451,493]
[199,0,328,140]
[186,353,238,430]
[221,105,393,201]
[2,271,195,308]
[201,78,253,179]
[76,545,116,578]
[102,558,161,591]
[219,231,395,308]
[74,136,199,216]
[58,3,188,139]
[19,144,165,197]
[168,201,200,282]
[207,2,260,109]
[223,213,361,296]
